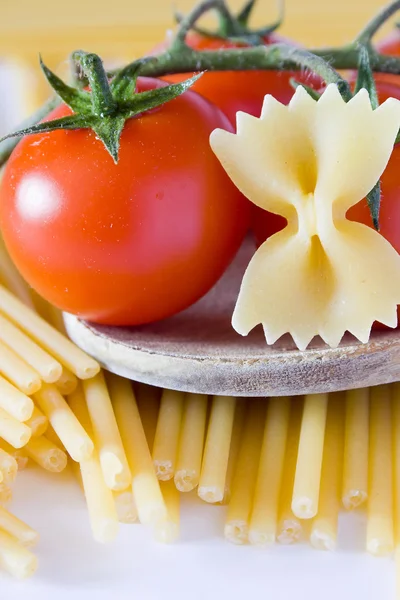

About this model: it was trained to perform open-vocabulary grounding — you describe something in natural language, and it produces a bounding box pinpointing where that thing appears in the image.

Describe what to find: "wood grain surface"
[64,239,400,396]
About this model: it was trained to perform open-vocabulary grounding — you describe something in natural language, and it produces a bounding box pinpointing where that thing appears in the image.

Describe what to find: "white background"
[0,466,395,600]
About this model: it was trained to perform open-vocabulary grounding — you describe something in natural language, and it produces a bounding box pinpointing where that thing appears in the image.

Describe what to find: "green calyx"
[0,51,202,164]
[174,0,284,47]
[355,46,381,230]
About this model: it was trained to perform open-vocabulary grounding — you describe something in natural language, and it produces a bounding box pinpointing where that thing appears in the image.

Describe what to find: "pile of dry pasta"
[0,239,399,590]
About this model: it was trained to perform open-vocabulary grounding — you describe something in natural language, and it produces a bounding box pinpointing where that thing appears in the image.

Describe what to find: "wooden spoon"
[64,238,400,396]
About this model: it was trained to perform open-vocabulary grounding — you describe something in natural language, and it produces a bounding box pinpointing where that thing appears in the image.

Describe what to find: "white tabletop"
[0,466,395,600]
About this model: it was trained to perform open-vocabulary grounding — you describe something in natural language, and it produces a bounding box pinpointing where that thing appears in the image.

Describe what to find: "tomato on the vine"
[377,29,400,58]
[373,32,400,87]
[0,77,250,326]
[154,32,319,124]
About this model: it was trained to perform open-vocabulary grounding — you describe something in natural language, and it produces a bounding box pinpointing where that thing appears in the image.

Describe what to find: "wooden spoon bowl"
[64,238,400,396]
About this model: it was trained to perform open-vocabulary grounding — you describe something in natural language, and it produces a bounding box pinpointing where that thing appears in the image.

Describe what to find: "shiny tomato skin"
[374,33,400,87]
[377,30,400,55]
[377,30,400,61]
[0,77,250,326]
[154,32,319,124]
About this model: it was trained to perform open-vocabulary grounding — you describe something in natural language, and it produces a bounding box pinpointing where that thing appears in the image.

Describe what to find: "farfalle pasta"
[210,84,400,350]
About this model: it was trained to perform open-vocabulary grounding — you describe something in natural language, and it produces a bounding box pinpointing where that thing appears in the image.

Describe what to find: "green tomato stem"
[172,0,224,50]
[3,0,400,170]
[356,0,400,45]
[0,96,60,166]
[237,0,258,27]
[173,0,284,47]
[72,51,116,116]
[215,2,243,38]
[124,41,400,79]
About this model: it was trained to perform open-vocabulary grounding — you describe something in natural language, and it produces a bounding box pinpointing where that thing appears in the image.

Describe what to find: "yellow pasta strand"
[310,394,344,551]
[113,489,138,524]
[0,484,12,506]
[175,393,208,492]
[249,396,290,545]
[0,407,31,449]
[55,367,78,396]
[110,374,167,526]
[225,399,265,544]
[0,314,62,383]
[198,396,236,504]
[342,387,369,510]
[83,372,131,491]
[292,393,328,519]
[25,436,67,473]
[33,296,67,336]
[393,382,400,545]
[392,383,400,596]
[367,384,394,556]
[0,339,41,395]
[44,425,66,451]
[0,529,37,578]
[0,448,17,484]
[34,383,93,462]
[69,385,119,543]
[25,406,48,438]
[0,506,38,547]
[29,289,56,324]
[0,235,34,309]
[0,375,34,422]
[277,397,303,544]
[0,441,28,471]
[223,399,246,504]
[79,455,119,543]
[152,388,184,481]
[0,284,99,379]
[155,479,180,544]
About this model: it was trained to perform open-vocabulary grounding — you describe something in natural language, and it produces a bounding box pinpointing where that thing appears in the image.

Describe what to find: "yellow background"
[1,0,390,55]
[0,0,391,105]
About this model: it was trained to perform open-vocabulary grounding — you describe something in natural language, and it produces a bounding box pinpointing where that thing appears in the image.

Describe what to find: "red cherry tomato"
[252,210,286,247]
[372,33,400,87]
[377,29,400,62]
[154,32,319,124]
[0,77,250,326]
[377,29,400,55]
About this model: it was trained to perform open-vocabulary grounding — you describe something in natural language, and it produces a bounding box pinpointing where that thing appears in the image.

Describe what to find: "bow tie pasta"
[210,84,400,351]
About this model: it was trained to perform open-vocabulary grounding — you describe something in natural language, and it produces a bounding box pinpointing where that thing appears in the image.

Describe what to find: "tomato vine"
[2,0,400,166]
